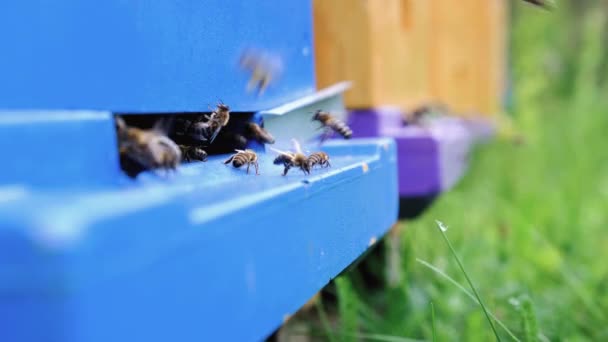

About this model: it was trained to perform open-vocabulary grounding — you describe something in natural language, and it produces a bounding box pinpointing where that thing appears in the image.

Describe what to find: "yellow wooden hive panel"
[313,0,507,115]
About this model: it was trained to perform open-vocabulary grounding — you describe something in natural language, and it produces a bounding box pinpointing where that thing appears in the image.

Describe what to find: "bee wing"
[208,124,222,144]
[234,149,247,153]
[268,147,294,157]
[291,139,303,154]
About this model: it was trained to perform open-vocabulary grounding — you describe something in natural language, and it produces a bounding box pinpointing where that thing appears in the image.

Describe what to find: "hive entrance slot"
[114,112,255,178]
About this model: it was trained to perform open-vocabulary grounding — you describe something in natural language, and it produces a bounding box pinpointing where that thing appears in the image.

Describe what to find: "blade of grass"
[431,302,437,342]
[434,220,501,341]
[416,258,521,342]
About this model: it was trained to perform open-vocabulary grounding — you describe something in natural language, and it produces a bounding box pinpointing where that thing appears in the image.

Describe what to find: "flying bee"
[245,122,275,144]
[239,49,282,96]
[312,110,353,143]
[223,149,259,175]
[179,145,208,162]
[307,151,331,169]
[116,116,182,175]
[270,139,311,176]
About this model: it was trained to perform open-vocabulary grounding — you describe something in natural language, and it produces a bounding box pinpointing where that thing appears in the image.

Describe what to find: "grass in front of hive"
[306,2,608,341]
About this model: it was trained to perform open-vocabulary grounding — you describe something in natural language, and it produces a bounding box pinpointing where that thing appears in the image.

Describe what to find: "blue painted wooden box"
[0,1,399,341]
[0,0,315,112]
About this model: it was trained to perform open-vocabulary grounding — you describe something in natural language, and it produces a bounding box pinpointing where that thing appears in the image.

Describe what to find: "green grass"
[431,302,436,342]
[325,2,608,341]
[434,220,501,340]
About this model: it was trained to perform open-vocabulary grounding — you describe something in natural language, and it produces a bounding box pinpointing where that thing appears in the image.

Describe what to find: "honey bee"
[404,102,448,126]
[312,110,353,142]
[307,152,331,169]
[239,49,282,96]
[206,101,230,143]
[173,101,230,145]
[270,139,311,176]
[223,149,259,175]
[521,0,552,9]
[407,105,432,125]
[245,122,275,144]
[179,145,208,162]
[116,116,182,174]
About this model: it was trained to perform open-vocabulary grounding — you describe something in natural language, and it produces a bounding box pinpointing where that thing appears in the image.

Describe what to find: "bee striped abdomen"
[224,149,259,175]
[329,118,352,139]
[313,110,353,141]
[232,153,249,167]
[308,152,331,168]
[179,145,207,162]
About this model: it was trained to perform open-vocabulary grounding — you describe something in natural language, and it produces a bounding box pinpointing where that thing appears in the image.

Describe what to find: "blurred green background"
[289,1,608,341]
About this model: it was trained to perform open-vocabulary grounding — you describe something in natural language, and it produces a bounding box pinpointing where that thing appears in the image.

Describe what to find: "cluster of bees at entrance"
[115,50,353,178]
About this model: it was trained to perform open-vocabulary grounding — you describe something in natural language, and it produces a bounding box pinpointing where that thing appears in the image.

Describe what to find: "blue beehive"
[0,1,399,341]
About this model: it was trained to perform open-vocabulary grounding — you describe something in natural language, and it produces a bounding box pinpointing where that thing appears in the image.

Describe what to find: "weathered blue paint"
[0,138,398,342]
[0,0,315,112]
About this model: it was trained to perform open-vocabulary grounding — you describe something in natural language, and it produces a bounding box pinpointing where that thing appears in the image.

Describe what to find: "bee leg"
[246,163,251,174]
[282,165,290,176]
[319,129,331,143]
[223,155,235,165]
[257,77,270,96]
[254,161,260,175]
[246,75,259,93]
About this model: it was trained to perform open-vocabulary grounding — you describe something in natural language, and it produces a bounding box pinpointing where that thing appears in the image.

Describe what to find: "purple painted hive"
[347,107,494,198]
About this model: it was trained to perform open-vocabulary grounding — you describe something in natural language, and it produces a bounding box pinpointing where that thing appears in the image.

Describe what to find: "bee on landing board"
[224,149,259,175]
[245,122,275,145]
[307,151,331,169]
[179,145,208,162]
[312,110,353,143]
[270,139,311,176]
[116,116,182,174]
